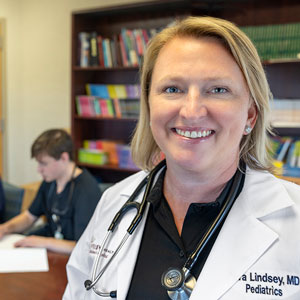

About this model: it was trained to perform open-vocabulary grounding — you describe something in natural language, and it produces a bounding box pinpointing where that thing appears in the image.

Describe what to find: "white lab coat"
[63,167,300,300]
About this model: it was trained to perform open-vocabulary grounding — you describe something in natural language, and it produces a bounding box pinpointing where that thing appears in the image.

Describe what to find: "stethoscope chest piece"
[161,267,196,300]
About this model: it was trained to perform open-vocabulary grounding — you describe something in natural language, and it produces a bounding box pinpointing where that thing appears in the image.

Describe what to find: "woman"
[64,17,300,299]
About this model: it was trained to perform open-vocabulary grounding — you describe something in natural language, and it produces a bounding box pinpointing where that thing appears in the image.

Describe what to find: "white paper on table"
[0,247,49,273]
[0,233,26,249]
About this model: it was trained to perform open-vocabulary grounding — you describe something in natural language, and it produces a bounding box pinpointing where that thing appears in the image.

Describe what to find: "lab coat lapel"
[114,166,166,299]
[190,169,294,300]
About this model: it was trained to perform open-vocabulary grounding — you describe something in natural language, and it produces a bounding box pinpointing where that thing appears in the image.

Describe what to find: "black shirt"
[28,168,102,241]
[126,168,244,299]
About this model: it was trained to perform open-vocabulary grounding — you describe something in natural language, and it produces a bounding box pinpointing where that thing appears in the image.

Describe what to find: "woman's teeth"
[175,129,212,139]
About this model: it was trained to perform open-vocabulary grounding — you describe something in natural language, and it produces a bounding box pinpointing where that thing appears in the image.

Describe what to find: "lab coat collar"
[190,167,295,300]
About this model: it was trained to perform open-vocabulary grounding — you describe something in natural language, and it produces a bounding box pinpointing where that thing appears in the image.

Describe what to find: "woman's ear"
[246,101,258,129]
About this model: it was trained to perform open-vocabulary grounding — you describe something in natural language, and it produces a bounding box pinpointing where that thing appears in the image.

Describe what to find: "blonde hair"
[131,16,273,171]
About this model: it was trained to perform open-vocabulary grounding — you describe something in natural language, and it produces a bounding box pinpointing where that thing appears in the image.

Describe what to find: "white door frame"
[0,18,7,179]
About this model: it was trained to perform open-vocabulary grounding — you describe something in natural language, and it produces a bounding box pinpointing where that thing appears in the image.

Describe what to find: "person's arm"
[0,210,37,239]
[14,236,75,254]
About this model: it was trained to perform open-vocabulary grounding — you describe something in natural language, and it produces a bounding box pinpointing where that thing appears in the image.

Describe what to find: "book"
[240,23,300,60]
[76,96,95,116]
[98,99,109,116]
[118,98,140,118]
[86,84,110,98]
[277,137,292,161]
[93,98,101,115]
[89,31,99,66]
[78,32,90,67]
[97,35,105,67]
[103,38,113,67]
[106,99,115,117]
[112,34,123,67]
[112,98,122,118]
[107,85,118,98]
[86,84,140,99]
[114,85,127,99]
[101,140,120,165]
[119,33,129,66]
[270,99,300,128]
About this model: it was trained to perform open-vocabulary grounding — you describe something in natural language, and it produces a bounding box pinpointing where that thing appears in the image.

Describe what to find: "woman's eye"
[211,87,228,94]
[165,86,180,93]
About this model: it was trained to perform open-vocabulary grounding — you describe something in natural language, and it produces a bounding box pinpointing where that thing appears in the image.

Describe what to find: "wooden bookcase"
[71,0,300,183]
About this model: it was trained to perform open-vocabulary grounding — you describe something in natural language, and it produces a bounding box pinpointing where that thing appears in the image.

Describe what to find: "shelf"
[75,115,138,122]
[277,176,300,185]
[272,127,300,136]
[263,58,300,65]
[77,162,139,173]
[73,66,139,72]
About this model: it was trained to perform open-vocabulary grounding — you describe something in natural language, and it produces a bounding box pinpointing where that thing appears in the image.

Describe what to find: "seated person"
[0,129,102,254]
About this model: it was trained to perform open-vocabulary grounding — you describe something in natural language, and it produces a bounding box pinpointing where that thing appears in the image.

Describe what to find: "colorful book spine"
[86,84,110,98]
[76,96,95,116]
[89,31,99,66]
[78,32,90,67]
[82,139,139,169]
[78,26,162,67]
[97,35,105,67]
[270,136,300,177]
[86,84,140,99]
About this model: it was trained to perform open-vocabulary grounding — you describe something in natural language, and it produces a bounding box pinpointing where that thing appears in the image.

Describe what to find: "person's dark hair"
[31,129,74,161]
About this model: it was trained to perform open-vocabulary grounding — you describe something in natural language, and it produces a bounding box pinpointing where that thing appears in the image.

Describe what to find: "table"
[0,251,69,300]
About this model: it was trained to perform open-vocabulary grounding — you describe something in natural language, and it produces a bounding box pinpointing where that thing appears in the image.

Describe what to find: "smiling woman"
[148,36,256,180]
[64,16,300,300]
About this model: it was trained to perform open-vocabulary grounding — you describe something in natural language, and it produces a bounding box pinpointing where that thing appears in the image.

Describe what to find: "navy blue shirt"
[28,168,101,241]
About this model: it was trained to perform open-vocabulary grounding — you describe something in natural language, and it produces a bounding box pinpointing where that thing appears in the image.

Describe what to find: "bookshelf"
[71,0,300,183]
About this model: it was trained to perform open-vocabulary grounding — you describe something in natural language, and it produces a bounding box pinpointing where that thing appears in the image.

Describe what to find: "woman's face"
[149,36,257,176]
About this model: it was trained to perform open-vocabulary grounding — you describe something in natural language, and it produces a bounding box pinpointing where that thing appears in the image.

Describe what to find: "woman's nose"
[179,88,208,120]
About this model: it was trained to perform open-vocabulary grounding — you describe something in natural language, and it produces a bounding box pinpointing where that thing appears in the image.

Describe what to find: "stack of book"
[270,136,300,177]
[78,28,159,68]
[78,139,139,170]
[86,84,140,99]
[240,23,300,61]
[76,84,140,118]
[270,99,300,128]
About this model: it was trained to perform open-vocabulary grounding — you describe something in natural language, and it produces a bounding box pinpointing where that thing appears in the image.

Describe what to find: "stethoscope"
[84,159,244,299]
[47,165,76,239]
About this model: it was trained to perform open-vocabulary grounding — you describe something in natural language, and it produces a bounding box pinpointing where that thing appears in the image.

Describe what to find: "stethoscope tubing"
[86,160,167,295]
[90,232,130,292]
[184,164,244,272]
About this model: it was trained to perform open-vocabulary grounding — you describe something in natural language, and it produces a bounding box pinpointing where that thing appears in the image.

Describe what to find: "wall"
[0,0,154,185]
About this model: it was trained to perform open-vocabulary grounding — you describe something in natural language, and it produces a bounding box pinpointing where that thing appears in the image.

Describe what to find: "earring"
[245,125,252,134]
